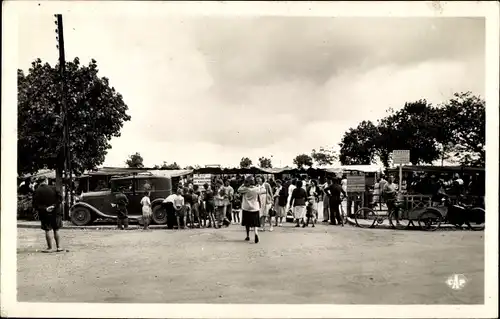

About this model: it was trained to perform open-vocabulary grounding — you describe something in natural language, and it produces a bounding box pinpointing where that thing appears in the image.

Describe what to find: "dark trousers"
[329,199,342,225]
[387,199,398,221]
[163,202,176,229]
[226,202,232,221]
[117,217,129,229]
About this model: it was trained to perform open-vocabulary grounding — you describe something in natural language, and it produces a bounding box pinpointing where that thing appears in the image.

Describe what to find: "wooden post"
[399,164,403,194]
[55,14,72,218]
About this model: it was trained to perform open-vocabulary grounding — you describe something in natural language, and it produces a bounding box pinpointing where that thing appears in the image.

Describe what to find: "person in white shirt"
[140,191,152,230]
[173,189,186,230]
[256,176,273,232]
[285,179,297,213]
[163,193,177,229]
[238,176,261,244]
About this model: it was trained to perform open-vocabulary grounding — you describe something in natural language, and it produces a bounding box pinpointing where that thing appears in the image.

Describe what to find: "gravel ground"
[17,223,484,304]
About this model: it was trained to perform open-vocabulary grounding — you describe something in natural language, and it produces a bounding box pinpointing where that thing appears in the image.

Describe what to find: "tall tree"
[376,100,442,166]
[126,152,144,168]
[339,120,380,165]
[441,92,485,166]
[258,156,273,168]
[311,146,337,166]
[293,154,313,169]
[240,157,252,168]
[18,58,131,186]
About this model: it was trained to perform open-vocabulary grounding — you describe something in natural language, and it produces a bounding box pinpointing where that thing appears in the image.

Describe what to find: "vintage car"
[69,175,172,226]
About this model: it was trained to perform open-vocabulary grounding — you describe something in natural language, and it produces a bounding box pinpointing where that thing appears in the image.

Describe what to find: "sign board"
[346,171,366,192]
[193,174,212,186]
[392,150,410,165]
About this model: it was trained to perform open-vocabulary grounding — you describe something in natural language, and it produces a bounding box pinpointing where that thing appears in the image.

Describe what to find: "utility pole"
[55,14,72,219]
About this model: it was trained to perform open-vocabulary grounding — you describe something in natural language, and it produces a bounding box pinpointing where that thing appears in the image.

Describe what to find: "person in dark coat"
[32,182,64,252]
[114,187,129,230]
[325,178,347,226]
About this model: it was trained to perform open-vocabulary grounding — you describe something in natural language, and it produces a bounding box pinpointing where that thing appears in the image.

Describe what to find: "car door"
[126,177,143,218]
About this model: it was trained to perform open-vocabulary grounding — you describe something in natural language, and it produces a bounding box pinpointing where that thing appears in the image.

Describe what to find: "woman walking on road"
[290,180,308,227]
[238,176,261,243]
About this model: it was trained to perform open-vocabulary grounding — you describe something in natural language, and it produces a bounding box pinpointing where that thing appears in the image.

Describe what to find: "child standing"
[232,193,242,224]
[303,199,317,228]
[140,191,152,230]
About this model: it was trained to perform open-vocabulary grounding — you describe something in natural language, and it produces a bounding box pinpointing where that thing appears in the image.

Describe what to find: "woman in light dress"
[290,180,308,227]
[306,179,320,224]
[256,176,273,232]
[140,191,152,230]
[285,179,297,214]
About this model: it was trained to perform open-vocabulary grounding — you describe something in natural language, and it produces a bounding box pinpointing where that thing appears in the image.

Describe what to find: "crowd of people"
[118,174,353,243]
[19,169,485,250]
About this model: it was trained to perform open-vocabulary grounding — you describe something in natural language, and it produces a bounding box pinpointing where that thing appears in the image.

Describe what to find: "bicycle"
[354,199,421,230]
[418,195,485,231]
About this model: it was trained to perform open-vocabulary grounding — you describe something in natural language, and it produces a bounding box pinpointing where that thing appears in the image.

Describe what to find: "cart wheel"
[418,210,442,231]
[466,207,485,231]
[354,207,377,228]
[407,204,429,229]
[389,207,412,230]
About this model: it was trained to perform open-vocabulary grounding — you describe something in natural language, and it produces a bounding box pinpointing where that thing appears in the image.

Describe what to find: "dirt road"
[17,224,484,304]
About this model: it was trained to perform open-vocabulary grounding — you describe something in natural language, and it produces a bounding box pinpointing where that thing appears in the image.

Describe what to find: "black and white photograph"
[1,1,499,318]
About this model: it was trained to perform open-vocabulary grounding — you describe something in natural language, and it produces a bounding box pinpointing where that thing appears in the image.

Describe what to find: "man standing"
[325,178,347,226]
[114,187,129,230]
[32,182,64,252]
[382,175,399,225]
[321,179,331,223]
[163,192,178,229]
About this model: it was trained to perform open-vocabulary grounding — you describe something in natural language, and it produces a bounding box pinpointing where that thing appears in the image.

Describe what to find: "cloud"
[17,16,485,167]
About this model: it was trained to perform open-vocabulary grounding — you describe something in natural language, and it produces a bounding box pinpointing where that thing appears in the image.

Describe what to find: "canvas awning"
[148,169,193,178]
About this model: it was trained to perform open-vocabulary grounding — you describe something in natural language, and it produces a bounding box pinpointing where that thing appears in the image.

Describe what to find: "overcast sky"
[18,16,485,168]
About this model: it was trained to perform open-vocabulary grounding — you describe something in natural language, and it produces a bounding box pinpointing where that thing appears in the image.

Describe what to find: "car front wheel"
[71,207,93,226]
[152,204,168,225]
